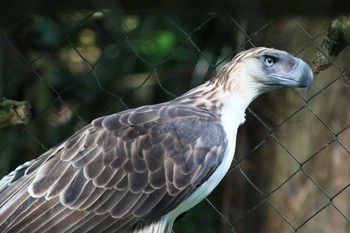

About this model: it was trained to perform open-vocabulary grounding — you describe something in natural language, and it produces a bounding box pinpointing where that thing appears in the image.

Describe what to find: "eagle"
[0,47,313,233]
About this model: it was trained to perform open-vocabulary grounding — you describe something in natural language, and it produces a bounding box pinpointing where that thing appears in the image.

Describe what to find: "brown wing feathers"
[0,103,228,232]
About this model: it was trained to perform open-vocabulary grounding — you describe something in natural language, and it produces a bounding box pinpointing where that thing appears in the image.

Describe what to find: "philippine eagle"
[0,47,313,233]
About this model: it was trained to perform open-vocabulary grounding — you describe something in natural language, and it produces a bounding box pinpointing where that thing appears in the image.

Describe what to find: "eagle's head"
[216,47,314,99]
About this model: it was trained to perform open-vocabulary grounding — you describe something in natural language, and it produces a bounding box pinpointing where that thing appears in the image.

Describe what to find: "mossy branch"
[312,15,350,73]
[0,98,31,128]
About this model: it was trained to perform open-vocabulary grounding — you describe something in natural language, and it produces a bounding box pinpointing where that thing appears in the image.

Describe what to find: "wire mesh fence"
[0,10,349,233]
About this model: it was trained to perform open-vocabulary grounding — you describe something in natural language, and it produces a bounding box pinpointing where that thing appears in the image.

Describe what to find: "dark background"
[0,2,350,233]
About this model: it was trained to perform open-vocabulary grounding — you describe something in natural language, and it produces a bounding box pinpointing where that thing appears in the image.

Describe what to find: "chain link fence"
[0,10,349,233]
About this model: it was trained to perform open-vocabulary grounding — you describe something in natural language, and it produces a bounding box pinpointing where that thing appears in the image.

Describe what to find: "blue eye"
[264,56,276,66]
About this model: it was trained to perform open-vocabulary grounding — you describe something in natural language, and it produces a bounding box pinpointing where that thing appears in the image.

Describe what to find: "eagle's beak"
[292,58,314,91]
[269,58,314,91]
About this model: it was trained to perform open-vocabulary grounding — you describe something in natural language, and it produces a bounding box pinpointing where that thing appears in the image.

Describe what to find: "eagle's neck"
[174,83,224,116]
[175,80,254,125]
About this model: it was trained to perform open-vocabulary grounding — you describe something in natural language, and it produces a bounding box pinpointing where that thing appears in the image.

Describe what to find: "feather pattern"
[0,103,227,233]
[0,47,313,233]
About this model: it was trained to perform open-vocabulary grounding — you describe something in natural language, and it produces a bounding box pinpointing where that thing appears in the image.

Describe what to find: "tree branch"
[0,98,31,128]
[312,15,350,73]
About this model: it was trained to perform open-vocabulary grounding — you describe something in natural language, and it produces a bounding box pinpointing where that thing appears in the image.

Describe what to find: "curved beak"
[269,58,314,91]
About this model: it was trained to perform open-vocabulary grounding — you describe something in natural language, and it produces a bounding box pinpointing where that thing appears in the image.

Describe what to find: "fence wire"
[0,11,349,233]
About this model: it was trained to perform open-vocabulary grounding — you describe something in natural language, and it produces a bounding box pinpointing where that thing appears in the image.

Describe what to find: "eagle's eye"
[263,56,276,67]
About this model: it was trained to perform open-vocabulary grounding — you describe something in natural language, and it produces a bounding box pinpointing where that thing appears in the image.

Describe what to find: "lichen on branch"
[312,15,350,73]
[0,98,31,128]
